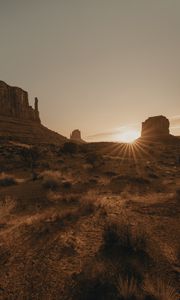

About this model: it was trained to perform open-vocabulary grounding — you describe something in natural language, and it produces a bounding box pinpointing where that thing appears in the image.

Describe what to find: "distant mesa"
[141,115,170,138]
[70,129,85,143]
[70,129,81,141]
[0,81,67,144]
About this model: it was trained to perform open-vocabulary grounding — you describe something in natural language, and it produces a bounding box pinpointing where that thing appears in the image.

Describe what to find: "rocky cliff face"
[141,115,170,138]
[0,81,67,144]
[0,81,40,123]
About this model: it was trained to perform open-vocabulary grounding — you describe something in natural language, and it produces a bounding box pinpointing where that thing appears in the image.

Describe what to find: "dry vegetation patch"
[0,173,17,187]
[40,170,62,189]
[143,277,179,300]
[0,141,179,299]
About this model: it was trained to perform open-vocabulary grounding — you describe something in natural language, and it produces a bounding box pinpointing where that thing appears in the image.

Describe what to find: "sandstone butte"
[139,115,180,144]
[0,81,67,145]
[70,129,86,143]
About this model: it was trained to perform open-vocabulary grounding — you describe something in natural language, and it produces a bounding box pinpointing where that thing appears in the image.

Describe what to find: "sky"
[1,0,180,141]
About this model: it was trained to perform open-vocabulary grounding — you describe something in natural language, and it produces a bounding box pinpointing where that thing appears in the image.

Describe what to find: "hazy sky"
[1,0,180,141]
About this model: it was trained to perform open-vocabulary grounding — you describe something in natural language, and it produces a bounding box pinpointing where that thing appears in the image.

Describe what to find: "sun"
[117,129,140,143]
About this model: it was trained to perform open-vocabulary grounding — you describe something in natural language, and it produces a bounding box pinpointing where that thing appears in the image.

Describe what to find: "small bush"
[143,278,179,300]
[73,273,117,300]
[0,196,15,218]
[62,142,79,154]
[20,146,40,171]
[41,170,61,190]
[102,220,148,256]
[48,192,79,204]
[62,181,72,189]
[0,173,17,187]
[85,152,103,168]
[79,191,104,215]
[175,189,180,202]
[117,277,139,300]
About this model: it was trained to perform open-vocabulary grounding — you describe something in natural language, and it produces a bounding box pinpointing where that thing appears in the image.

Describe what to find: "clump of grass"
[85,152,103,168]
[0,173,17,187]
[62,142,79,154]
[175,189,180,202]
[41,170,61,190]
[72,270,117,300]
[143,277,179,300]
[117,277,140,300]
[102,220,148,256]
[0,196,15,218]
[79,190,105,215]
[110,175,150,193]
[62,180,72,189]
[48,191,79,204]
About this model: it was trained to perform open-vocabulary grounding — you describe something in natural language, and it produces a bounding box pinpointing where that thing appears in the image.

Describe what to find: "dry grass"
[47,191,79,204]
[117,277,140,299]
[143,277,179,300]
[175,188,180,202]
[40,170,62,189]
[0,172,17,187]
[0,141,179,299]
[102,219,148,255]
[0,196,15,219]
[79,190,106,215]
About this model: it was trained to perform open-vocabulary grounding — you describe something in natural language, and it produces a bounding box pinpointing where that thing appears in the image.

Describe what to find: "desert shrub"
[104,171,117,177]
[0,173,17,186]
[148,172,158,179]
[110,175,150,193]
[101,220,150,282]
[175,189,180,202]
[88,178,98,185]
[85,152,103,168]
[48,192,79,204]
[79,195,97,215]
[31,171,38,181]
[41,170,61,190]
[57,158,64,164]
[72,271,117,300]
[0,196,15,218]
[143,278,179,300]
[62,181,72,189]
[79,191,104,215]
[102,220,148,256]
[47,191,63,202]
[51,209,79,225]
[62,142,79,154]
[117,277,140,300]
[114,175,150,186]
[78,143,89,153]
[20,146,40,171]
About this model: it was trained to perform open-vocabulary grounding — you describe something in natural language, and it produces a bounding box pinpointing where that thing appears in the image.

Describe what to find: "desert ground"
[0,139,179,299]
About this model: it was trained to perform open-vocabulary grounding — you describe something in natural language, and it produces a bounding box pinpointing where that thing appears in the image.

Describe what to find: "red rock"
[141,115,170,138]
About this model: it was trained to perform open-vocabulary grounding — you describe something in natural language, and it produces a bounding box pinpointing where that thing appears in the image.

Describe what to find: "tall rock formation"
[0,81,40,122]
[141,115,170,138]
[70,129,85,143]
[0,81,67,144]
